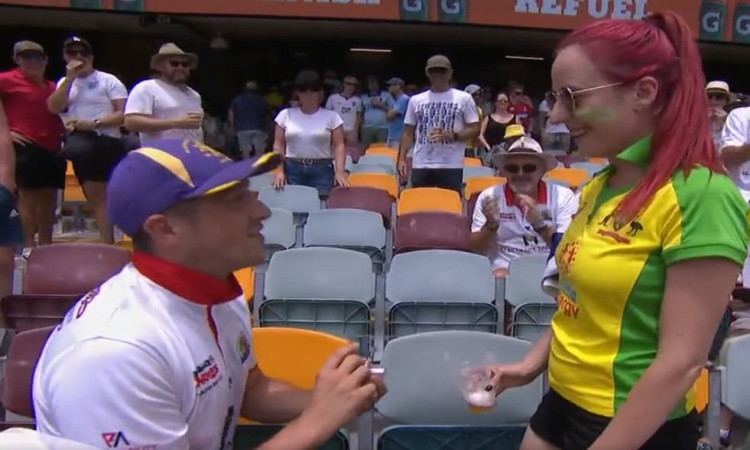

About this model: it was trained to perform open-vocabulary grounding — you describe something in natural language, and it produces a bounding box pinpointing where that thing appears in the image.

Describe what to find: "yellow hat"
[504,124,525,140]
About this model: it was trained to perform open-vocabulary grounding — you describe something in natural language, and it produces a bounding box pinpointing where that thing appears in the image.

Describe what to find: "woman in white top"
[272,70,349,198]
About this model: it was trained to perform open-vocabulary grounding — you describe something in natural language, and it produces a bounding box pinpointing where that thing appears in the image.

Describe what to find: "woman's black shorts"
[64,131,127,184]
[529,389,698,450]
[14,141,66,190]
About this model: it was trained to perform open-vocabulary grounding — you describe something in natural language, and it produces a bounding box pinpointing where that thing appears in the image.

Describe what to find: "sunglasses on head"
[504,163,538,174]
[17,51,46,61]
[169,60,191,68]
[551,82,623,113]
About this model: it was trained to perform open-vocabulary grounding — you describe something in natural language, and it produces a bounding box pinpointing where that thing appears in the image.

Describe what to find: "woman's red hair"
[558,11,721,222]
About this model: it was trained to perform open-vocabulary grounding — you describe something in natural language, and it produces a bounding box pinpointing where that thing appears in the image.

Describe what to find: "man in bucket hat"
[124,43,204,146]
[33,139,386,449]
[470,136,578,275]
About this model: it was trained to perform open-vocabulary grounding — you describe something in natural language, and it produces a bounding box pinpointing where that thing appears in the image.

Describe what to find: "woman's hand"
[485,362,539,396]
[273,172,286,190]
[335,171,350,188]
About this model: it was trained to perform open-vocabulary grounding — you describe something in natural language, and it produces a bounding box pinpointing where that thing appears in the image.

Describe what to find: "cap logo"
[182,140,232,163]
[133,148,195,188]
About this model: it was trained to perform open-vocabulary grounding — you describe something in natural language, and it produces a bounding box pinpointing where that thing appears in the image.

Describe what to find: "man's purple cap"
[107,139,281,235]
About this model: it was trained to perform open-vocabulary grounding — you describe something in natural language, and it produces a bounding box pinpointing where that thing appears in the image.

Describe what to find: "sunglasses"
[504,163,538,174]
[66,49,91,57]
[427,68,449,75]
[496,98,509,103]
[169,60,191,68]
[551,82,623,113]
[17,51,46,61]
[708,93,728,101]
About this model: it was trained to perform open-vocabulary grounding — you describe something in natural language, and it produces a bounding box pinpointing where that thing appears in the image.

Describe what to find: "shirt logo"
[558,240,579,277]
[499,212,515,221]
[596,213,644,244]
[194,355,222,395]
[101,431,129,448]
[237,334,250,364]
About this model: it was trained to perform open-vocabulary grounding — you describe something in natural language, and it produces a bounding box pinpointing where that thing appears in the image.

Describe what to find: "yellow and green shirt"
[548,136,750,418]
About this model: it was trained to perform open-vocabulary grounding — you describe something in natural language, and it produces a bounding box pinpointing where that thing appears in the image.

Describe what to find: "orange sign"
[0,0,746,44]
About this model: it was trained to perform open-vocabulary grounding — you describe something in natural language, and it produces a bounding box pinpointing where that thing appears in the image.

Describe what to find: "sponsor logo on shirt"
[237,334,250,364]
[499,212,516,221]
[194,355,222,395]
[596,213,644,245]
[101,431,131,448]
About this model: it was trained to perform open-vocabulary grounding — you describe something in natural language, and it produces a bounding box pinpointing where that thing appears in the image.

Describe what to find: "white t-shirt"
[325,94,362,132]
[33,263,256,450]
[538,100,569,134]
[57,70,128,138]
[405,88,479,169]
[124,79,204,146]
[471,182,579,271]
[721,106,750,200]
[0,428,99,450]
[275,107,343,159]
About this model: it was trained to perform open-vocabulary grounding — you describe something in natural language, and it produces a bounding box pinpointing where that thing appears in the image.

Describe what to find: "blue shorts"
[0,186,23,247]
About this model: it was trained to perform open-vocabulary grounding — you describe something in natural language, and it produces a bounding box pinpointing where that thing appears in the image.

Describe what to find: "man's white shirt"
[404,88,479,169]
[33,263,256,450]
[325,93,361,132]
[471,182,579,271]
[124,79,204,147]
[57,70,128,138]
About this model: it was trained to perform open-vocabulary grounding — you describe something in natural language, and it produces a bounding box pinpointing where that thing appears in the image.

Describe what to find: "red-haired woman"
[486,11,749,450]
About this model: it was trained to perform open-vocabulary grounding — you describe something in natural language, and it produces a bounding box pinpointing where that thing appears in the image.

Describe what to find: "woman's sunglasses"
[551,82,622,113]
[504,163,538,174]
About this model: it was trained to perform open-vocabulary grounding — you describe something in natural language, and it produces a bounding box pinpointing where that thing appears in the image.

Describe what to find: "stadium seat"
[114,239,133,252]
[467,192,480,219]
[544,168,590,190]
[378,426,525,450]
[394,212,470,255]
[261,248,374,343]
[719,334,750,447]
[1,326,54,418]
[349,163,396,176]
[386,250,497,338]
[464,176,506,200]
[367,143,389,149]
[505,254,553,308]
[463,166,495,183]
[397,188,462,216]
[1,295,80,333]
[257,185,321,220]
[327,186,394,228]
[463,157,482,167]
[349,173,399,199]
[233,267,255,303]
[23,243,130,295]
[248,172,275,192]
[261,207,296,259]
[512,303,558,342]
[344,154,354,172]
[365,147,398,161]
[376,331,542,428]
[569,161,605,177]
[303,209,386,266]
[358,154,396,171]
[345,145,363,163]
[588,157,608,165]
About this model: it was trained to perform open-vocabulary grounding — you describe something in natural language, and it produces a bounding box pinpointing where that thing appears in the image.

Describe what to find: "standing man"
[0,41,65,249]
[0,100,22,302]
[325,75,362,146]
[47,36,128,244]
[707,81,731,151]
[228,80,271,159]
[508,81,534,134]
[124,43,203,147]
[385,77,409,150]
[397,55,479,194]
[33,139,385,449]
[360,76,393,148]
[463,84,484,157]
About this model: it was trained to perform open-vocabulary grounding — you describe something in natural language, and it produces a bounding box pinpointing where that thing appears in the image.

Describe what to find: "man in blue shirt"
[360,76,393,148]
[228,81,271,158]
[386,77,410,150]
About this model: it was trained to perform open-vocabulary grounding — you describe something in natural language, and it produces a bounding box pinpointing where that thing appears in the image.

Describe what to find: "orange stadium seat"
[365,147,398,162]
[367,143,389,150]
[234,266,255,303]
[349,173,399,199]
[463,157,482,167]
[64,161,86,203]
[588,157,608,165]
[694,368,709,413]
[397,187,462,216]
[545,167,590,190]
[464,176,506,200]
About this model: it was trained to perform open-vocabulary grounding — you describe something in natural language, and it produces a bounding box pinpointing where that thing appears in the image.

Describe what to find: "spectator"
[0,100,21,304]
[325,75,362,146]
[47,36,128,244]
[706,80,730,151]
[385,77,409,150]
[0,41,65,249]
[397,55,479,194]
[124,43,203,146]
[507,81,534,133]
[228,81,271,159]
[479,92,519,159]
[539,91,571,154]
[463,84,484,157]
[272,70,349,198]
[360,76,393,148]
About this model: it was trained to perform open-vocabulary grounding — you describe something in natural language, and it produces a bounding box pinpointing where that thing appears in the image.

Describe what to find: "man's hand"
[173,113,203,130]
[297,345,385,438]
[480,196,501,231]
[428,128,453,143]
[515,194,543,228]
[73,119,97,132]
[397,158,409,178]
[65,60,86,79]
[9,131,31,146]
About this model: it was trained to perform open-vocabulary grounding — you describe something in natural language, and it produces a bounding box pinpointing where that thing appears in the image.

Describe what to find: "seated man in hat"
[33,140,385,449]
[470,136,578,276]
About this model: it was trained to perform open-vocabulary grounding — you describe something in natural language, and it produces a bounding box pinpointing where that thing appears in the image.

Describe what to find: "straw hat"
[149,43,198,70]
[492,136,558,174]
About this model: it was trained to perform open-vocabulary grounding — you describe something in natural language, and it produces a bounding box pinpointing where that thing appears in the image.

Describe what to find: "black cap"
[63,36,92,52]
[294,70,321,89]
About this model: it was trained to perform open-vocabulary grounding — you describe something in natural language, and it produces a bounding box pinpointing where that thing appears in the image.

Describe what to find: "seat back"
[261,207,296,255]
[349,173,398,199]
[398,188,462,216]
[462,166,495,182]
[327,186,393,228]
[365,147,398,161]
[257,185,321,214]
[569,161,605,177]
[467,192,480,219]
[233,267,255,303]
[1,295,80,333]
[464,176,505,200]
[463,157,482,167]
[587,157,608,165]
[2,326,55,417]
[377,331,543,425]
[512,303,558,342]
[394,212,470,254]
[248,172,275,192]
[252,327,350,389]
[349,163,396,176]
[720,333,750,419]
[378,426,525,450]
[303,209,386,261]
[358,154,396,169]
[24,244,130,295]
[505,254,553,308]
[544,168,590,190]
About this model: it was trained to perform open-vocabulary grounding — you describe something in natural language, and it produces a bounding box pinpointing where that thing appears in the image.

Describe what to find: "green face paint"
[575,107,618,122]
